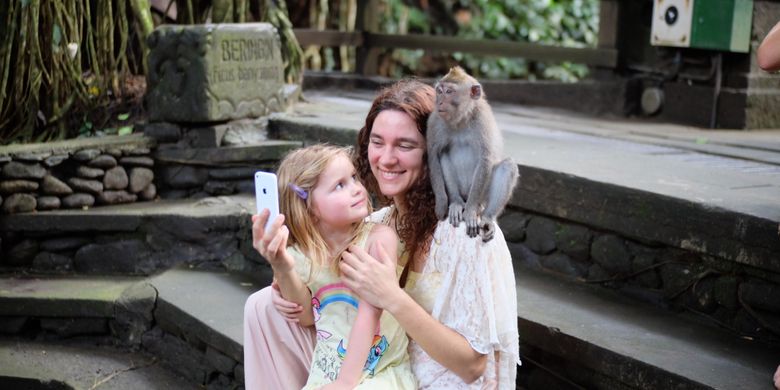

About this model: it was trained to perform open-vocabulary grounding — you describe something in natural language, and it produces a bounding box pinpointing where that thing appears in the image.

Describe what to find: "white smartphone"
[254,171,280,232]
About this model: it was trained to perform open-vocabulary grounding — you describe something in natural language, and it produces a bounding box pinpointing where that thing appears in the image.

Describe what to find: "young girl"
[251,145,416,390]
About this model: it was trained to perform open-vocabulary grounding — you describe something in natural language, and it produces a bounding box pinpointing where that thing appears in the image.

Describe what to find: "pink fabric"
[243,286,316,390]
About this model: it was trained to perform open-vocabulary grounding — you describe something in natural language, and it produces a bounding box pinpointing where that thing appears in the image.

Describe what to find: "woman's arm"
[252,211,314,326]
[340,244,487,383]
[758,21,780,72]
[327,225,398,389]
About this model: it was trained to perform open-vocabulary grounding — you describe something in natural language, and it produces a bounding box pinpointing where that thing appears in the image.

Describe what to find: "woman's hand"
[340,242,402,311]
[271,281,304,322]
[252,209,293,273]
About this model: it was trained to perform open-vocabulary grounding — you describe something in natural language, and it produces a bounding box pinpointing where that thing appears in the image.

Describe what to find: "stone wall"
[0,201,263,275]
[142,120,300,200]
[0,136,157,214]
[499,207,780,344]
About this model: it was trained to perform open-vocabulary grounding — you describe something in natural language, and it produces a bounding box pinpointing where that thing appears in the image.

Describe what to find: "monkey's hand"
[448,202,464,227]
[480,220,495,242]
[464,209,480,238]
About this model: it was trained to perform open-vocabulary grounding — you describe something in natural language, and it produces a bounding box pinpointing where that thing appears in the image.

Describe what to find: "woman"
[244,79,519,389]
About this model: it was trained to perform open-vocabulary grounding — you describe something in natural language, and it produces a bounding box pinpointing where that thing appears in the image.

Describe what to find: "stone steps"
[0,195,267,276]
[1,267,774,389]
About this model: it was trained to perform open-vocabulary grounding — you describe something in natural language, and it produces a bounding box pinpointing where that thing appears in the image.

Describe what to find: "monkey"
[427,66,519,242]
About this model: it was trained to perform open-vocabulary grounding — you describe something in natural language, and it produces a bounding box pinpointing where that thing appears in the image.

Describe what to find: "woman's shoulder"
[368,206,394,225]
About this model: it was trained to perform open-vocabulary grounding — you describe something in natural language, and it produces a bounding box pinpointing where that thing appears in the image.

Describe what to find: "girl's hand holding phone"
[251,210,294,273]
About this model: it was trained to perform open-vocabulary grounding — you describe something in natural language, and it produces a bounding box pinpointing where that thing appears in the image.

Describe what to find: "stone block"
[41,175,73,195]
[74,240,152,274]
[182,126,228,148]
[36,196,61,211]
[14,152,51,162]
[204,180,236,195]
[739,280,780,313]
[146,23,286,122]
[158,165,209,189]
[525,217,558,254]
[0,179,39,193]
[73,149,101,161]
[98,190,138,205]
[497,210,529,243]
[540,252,588,278]
[590,234,631,275]
[2,193,36,214]
[43,154,69,167]
[32,251,72,271]
[112,282,157,345]
[68,177,103,194]
[41,237,91,252]
[5,239,39,266]
[76,165,105,179]
[89,154,118,169]
[103,166,129,190]
[129,167,154,193]
[139,183,157,200]
[2,161,46,179]
[555,223,592,261]
[62,193,95,209]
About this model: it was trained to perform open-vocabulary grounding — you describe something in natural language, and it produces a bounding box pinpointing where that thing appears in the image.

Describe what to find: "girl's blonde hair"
[277,144,370,275]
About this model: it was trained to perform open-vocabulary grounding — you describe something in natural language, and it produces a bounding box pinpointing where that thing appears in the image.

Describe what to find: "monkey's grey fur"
[427,67,519,242]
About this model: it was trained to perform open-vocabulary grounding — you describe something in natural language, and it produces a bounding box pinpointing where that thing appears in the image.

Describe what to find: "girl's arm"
[758,21,780,72]
[327,225,398,389]
[252,211,314,326]
[340,244,487,384]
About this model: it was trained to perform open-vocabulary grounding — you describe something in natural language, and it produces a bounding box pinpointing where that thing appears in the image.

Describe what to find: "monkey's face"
[435,81,464,121]
[367,110,426,203]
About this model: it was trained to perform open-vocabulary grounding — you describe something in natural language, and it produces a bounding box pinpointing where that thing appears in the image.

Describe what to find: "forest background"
[0,0,599,145]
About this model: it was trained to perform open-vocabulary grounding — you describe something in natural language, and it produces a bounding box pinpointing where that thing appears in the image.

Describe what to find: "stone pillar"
[145,23,286,123]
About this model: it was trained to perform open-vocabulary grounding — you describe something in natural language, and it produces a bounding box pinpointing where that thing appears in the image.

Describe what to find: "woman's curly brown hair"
[354,79,438,287]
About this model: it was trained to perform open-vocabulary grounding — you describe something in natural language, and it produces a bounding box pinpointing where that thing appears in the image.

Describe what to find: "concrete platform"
[271,90,780,273]
[0,338,198,389]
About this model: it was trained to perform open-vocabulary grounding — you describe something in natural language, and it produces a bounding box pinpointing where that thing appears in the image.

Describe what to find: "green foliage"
[380,0,600,81]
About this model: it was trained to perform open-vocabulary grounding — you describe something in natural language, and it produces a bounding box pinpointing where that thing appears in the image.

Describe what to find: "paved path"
[294,90,780,222]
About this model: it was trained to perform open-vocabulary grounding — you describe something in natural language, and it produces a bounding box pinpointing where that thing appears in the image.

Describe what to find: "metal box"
[651,0,753,53]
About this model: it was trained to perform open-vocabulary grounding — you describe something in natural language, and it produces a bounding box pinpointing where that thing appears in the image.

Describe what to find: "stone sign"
[146,23,285,123]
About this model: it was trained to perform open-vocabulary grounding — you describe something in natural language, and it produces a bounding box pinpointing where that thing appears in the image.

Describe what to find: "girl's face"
[367,110,426,204]
[310,154,369,230]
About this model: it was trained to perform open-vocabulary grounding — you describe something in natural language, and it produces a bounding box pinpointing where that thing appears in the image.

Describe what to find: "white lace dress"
[370,207,520,389]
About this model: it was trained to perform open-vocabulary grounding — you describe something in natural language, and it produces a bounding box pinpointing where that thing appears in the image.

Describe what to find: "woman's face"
[367,110,426,203]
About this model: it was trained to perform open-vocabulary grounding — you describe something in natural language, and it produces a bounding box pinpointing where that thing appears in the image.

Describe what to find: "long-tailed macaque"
[427,66,519,242]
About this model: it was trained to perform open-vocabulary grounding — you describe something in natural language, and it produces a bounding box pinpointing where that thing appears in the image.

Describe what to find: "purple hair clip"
[288,183,308,200]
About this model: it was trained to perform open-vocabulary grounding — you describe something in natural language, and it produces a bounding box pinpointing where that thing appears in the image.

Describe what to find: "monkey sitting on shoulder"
[427,66,519,242]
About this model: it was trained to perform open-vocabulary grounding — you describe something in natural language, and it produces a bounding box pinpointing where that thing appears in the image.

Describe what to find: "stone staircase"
[2,86,779,389]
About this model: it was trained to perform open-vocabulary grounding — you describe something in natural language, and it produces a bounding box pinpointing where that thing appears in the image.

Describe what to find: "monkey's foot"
[448,204,464,227]
[465,216,480,238]
[480,222,495,242]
